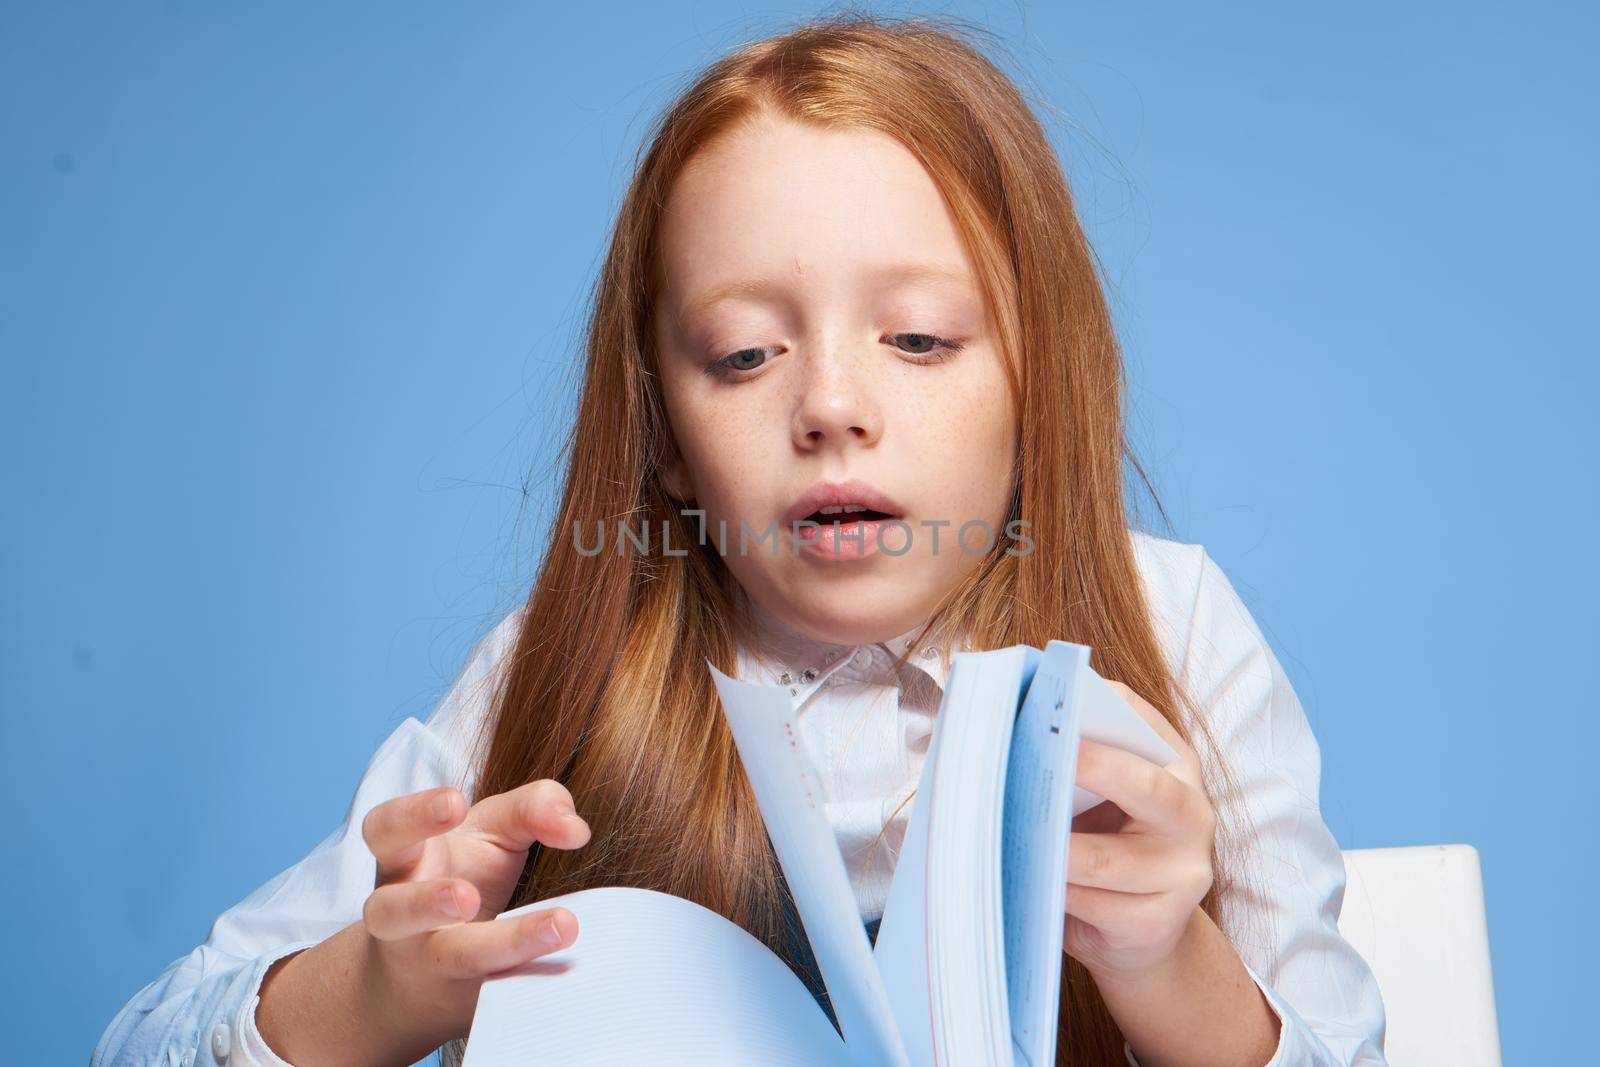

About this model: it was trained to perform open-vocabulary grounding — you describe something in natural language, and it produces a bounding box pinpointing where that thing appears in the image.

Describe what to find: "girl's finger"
[363,878,481,942]
[423,906,579,980]
[463,779,592,854]
[363,786,465,883]
[1063,882,1156,929]
[1075,740,1196,830]
[1066,833,1180,893]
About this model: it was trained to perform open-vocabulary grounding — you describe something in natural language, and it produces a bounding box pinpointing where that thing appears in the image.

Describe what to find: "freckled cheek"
[902,371,1016,519]
[915,361,1014,447]
[676,407,781,523]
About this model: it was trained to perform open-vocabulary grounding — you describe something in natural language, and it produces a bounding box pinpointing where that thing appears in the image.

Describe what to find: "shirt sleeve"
[90,608,523,1067]
[1125,545,1389,1066]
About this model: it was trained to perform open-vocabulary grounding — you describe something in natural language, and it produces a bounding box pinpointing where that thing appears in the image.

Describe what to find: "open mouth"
[786,485,904,559]
[785,480,906,547]
[799,504,898,524]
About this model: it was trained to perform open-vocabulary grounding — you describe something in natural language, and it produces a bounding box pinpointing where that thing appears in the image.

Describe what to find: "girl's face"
[652,110,1018,645]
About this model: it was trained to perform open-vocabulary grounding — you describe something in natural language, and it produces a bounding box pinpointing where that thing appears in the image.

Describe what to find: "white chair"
[1336,845,1503,1066]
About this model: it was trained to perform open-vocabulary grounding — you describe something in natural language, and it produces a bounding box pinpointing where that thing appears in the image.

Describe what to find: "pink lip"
[785,478,905,525]
[785,479,907,562]
[793,518,901,560]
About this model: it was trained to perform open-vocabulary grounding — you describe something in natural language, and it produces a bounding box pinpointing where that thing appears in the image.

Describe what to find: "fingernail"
[439,885,462,918]
[540,916,564,947]
[431,793,452,821]
[553,799,577,818]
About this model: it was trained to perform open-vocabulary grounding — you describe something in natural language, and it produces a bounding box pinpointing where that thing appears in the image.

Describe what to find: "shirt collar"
[731,588,954,702]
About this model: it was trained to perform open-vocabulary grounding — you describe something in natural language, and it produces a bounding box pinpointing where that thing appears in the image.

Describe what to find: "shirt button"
[211,1022,231,1062]
[922,646,939,660]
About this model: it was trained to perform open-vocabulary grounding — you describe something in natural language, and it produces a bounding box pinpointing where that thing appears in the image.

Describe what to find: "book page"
[924,647,1033,1067]
[462,887,846,1066]
[1000,640,1090,1067]
[1074,668,1179,814]
[872,721,939,1067]
[710,661,911,1067]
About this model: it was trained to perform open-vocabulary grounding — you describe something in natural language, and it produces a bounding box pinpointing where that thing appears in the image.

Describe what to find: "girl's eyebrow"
[679,277,783,327]
[867,262,976,294]
[679,262,977,326]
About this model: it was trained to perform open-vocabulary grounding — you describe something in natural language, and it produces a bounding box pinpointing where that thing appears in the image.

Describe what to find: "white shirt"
[91,531,1388,1067]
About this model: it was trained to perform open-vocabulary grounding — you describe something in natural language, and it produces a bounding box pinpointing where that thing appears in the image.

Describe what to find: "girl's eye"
[705,334,964,380]
[888,332,965,363]
[706,347,778,379]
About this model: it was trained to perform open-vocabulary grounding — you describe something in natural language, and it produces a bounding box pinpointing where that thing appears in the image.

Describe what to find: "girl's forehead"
[664,118,945,243]
[655,116,984,324]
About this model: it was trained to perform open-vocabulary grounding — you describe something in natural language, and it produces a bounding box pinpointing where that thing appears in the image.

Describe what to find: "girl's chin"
[775,595,934,648]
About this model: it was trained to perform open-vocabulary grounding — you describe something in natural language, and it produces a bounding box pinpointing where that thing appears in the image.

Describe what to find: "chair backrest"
[1337,845,1503,1066]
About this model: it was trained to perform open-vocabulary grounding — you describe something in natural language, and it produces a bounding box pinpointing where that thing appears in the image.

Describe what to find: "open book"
[460,641,1176,1067]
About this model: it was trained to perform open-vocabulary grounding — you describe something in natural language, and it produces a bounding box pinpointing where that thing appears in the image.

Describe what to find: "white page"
[1000,640,1090,1066]
[462,887,846,1066]
[1073,668,1179,814]
[872,722,939,1067]
[709,661,911,1067]
[925,647,1031,1067]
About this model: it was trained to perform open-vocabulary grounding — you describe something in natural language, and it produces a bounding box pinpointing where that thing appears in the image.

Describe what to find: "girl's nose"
[790,348,883,452]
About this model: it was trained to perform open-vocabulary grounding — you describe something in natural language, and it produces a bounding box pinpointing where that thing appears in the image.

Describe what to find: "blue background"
[4,2,1591,1062]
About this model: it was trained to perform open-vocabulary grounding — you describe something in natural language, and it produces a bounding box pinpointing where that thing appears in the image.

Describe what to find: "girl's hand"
[1064,680,1217,982]
[357,779,593,1042]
